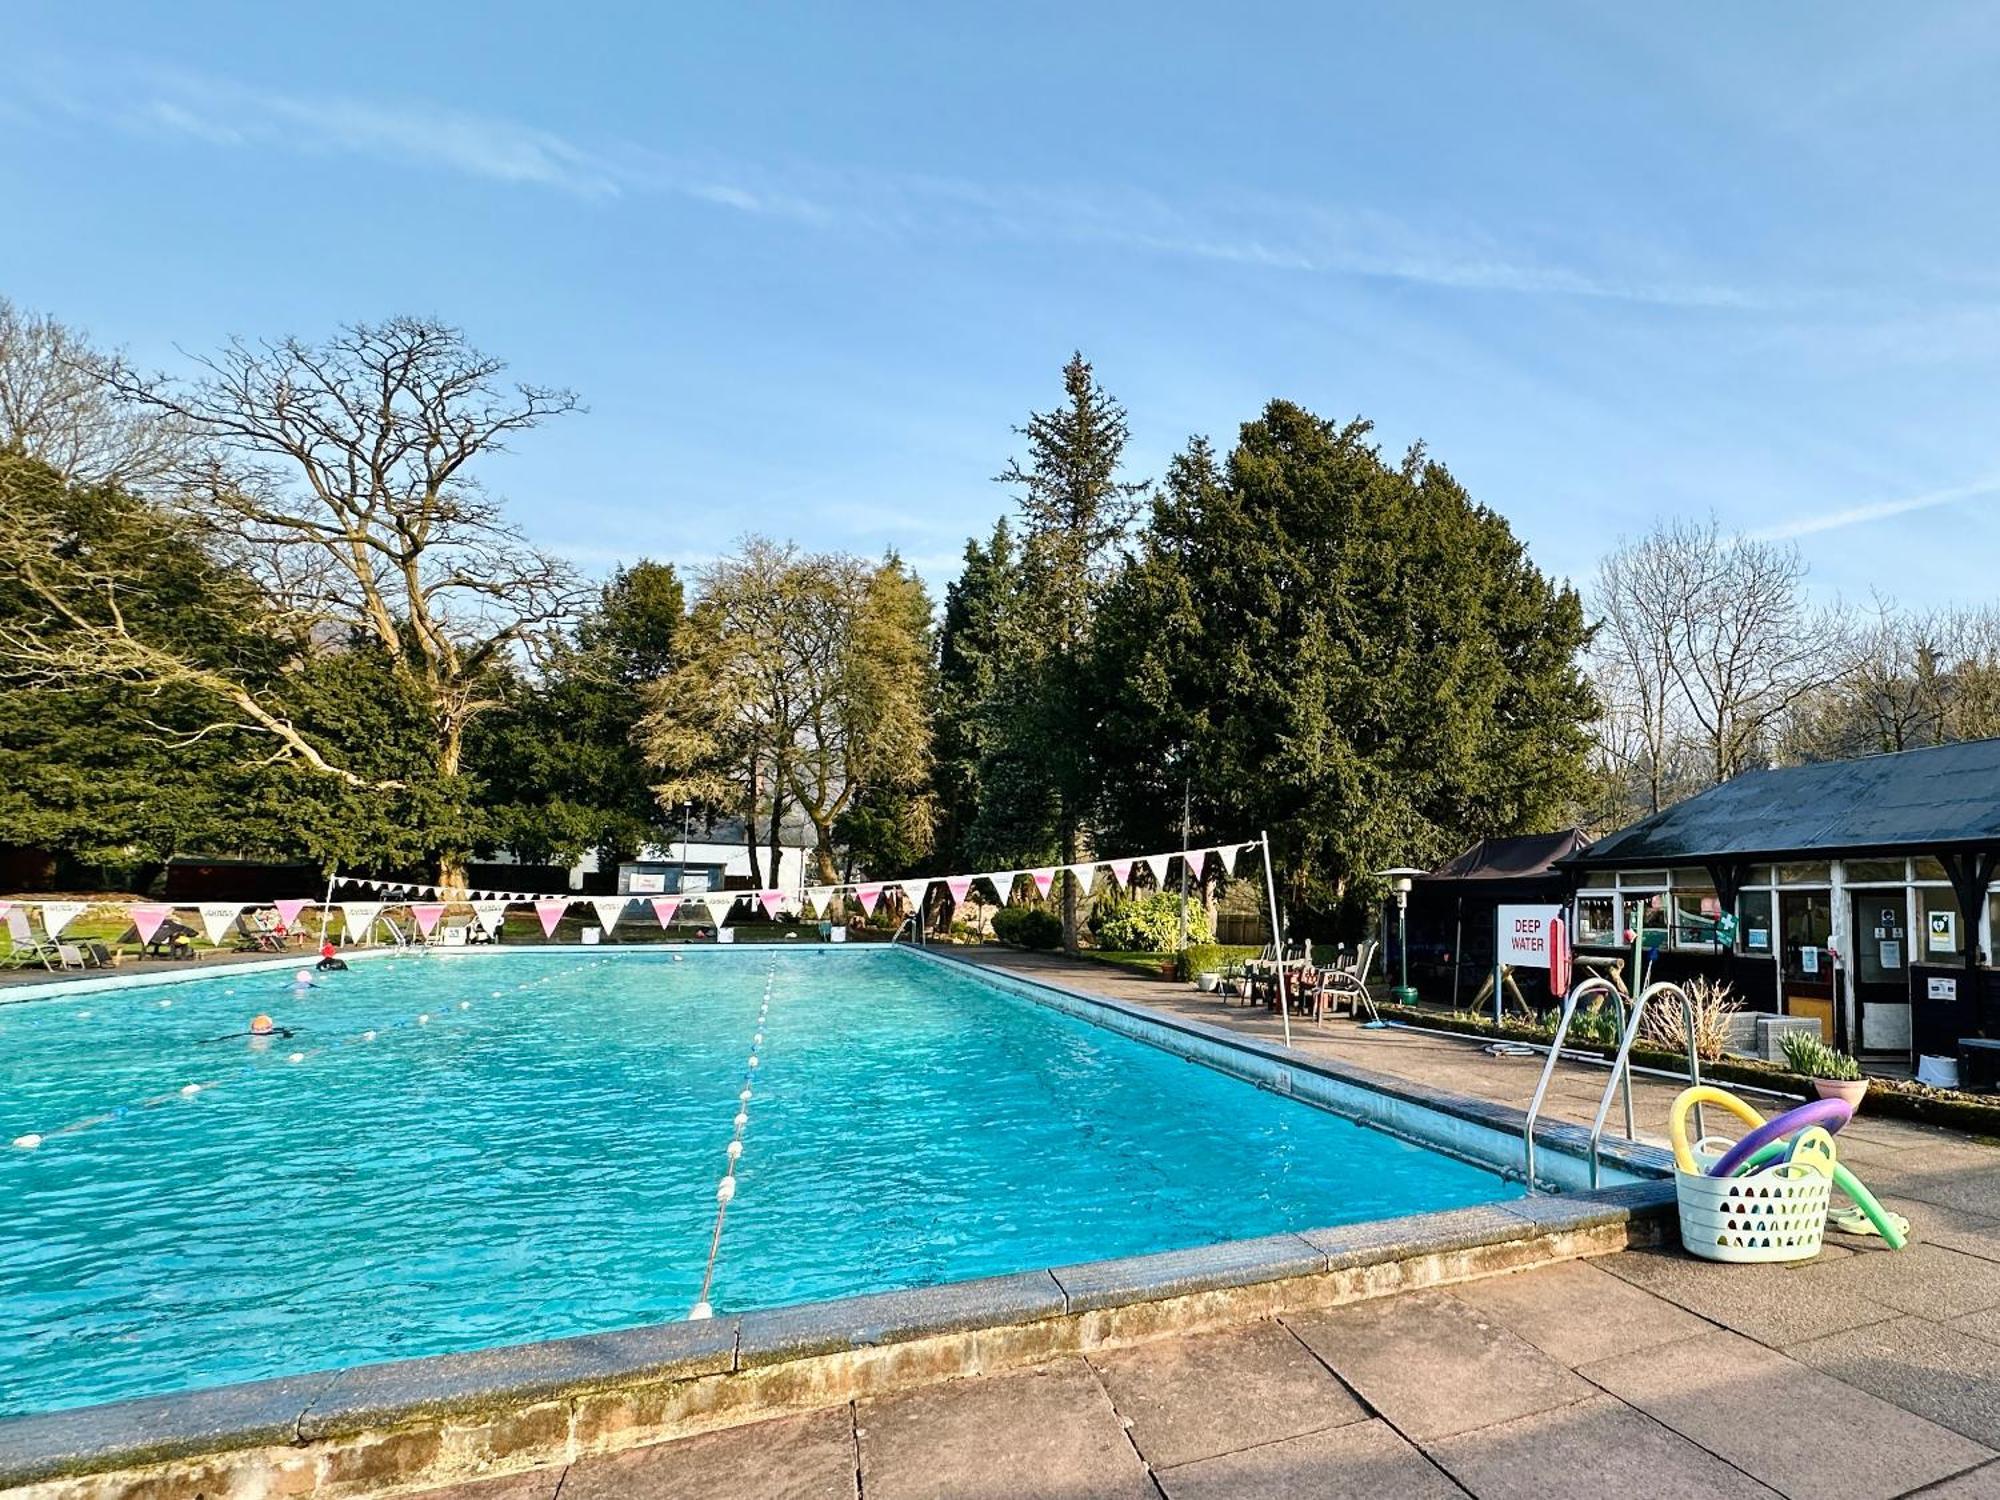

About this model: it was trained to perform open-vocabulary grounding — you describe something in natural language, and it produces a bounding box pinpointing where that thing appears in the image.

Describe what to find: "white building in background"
[605,838,817,897]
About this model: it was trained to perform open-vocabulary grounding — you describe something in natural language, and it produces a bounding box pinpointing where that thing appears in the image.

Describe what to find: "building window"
[1672,890,1721,948]
[1779,862,1831,885]
[1920,888,1965,960]
[1737,891,1774,954]
[1629,891,1668,939]
[1913,857,1950,882]
[1843,859,1905,884]
[1581,870,1615,889]
[1577,894,1616,945]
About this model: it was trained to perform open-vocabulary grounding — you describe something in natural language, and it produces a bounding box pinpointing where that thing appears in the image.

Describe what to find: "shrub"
[993,906,1063,950]
[1095,892,1213,953]
[1781,1030,1862,1081]
[1175,943,1228,982]
[1640,976,1741,1062]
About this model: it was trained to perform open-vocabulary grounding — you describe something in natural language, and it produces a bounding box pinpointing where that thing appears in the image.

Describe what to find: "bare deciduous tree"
[0,297,188,487]
[0,317,584,880]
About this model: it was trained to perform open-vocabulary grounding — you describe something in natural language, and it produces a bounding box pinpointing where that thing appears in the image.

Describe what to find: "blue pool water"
[0,947,1518,1416]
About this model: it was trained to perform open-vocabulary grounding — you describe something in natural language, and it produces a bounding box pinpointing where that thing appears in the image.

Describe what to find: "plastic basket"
[1676,1158,1831,1263]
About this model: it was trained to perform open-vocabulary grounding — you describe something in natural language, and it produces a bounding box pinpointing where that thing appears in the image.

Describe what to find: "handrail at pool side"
[1522,976,1627,1191]
[1583,979,1704,1189]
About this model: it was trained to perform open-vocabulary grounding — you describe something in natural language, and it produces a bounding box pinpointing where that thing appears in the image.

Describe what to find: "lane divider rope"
[689,960,775,1320]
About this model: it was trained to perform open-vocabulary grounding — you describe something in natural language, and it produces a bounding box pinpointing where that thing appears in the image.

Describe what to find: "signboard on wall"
[1929,910,1958,952]
[628,872,666,894]
[1928,976,1958,1001]
[1497,905,1566,970]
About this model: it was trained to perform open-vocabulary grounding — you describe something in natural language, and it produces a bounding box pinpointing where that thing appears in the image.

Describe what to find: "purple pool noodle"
[1708,1096,1854,1178]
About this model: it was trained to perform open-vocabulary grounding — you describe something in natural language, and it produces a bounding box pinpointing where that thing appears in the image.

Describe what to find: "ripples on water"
[0,947,1515,1414]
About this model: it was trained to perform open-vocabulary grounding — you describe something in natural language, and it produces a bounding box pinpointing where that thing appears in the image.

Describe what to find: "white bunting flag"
[1142,853,1173,889]
[856,884,883,916]
[1068,864,1098,896]
[649,896,681,928]
[130,903,174,945]
[472,901,509,937]
[899,878,931,910]
[197,902,243,946]
[342,902,384,941]
[757,889,786,919]
[802,886,833,915]
[590,897,628,934]
[946,875,974,906]
[411,902,447,937]
[994,872,1023,904]
[1106,859,1134,889]
[700,892,739,925]
[534,899,570,937]
[39,901,89,937]
[1030,867,1056,899]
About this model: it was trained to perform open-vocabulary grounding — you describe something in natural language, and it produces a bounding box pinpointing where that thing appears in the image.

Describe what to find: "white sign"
[1801,946,1820,975]
[1880,940,1902,970]
[1929,910,1957,951]
[1928,976,1958,1001]
[1498,905,1566,969]
[628,872,666,894]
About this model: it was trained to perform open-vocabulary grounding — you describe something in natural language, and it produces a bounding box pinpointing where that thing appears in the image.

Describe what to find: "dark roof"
[1423,829,1590,882]
[1572,738,2000,868]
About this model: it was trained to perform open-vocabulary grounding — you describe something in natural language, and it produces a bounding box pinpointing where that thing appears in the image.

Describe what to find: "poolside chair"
[1308,940,1380,1024]
[145,918,199,960]
[4,909,60,969]
[54,941,96,971]
[231,912,289,953]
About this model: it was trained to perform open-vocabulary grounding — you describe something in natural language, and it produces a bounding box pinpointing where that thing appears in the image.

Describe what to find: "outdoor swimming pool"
[0,946,1523,1416]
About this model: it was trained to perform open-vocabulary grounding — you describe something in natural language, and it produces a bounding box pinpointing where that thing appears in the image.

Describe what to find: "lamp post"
[675,801,692,898]
[1379,867,1426,1007]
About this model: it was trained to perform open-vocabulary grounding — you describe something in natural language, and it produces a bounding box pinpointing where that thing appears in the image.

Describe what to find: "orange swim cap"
[250,1014,274,1035]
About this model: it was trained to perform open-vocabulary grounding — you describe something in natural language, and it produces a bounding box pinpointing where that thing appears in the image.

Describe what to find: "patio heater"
[1379,867,1426,1007]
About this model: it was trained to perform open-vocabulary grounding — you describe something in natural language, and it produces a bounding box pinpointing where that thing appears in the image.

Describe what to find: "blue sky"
[5,2,1999,605]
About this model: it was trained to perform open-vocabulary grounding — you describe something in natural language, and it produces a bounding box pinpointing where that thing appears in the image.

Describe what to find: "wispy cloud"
[1750,474,2000,541]
[23,56,1756,309]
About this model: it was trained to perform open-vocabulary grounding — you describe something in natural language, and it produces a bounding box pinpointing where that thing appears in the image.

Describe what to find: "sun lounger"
[3,909,61,970]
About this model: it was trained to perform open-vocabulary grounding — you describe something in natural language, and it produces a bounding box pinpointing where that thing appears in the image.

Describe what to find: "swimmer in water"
[316,941,348,973]
[201,1014,295,1043]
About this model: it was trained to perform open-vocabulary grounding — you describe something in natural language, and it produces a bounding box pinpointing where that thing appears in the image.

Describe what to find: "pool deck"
[420,948,2000,1500]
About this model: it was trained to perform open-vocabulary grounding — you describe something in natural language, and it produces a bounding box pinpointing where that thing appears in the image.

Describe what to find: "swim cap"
[250,1015,274,1035]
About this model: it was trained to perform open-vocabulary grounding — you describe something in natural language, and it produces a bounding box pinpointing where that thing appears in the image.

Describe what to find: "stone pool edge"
[0,1182,1674,1497]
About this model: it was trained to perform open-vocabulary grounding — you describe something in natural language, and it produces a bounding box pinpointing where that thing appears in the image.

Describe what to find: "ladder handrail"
[889,914,918,945]
[1584,979,1705,1188]
[1522,976,1626,1191]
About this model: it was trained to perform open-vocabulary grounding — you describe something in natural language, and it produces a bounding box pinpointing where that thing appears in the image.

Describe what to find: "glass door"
[1850,890,1912,1054]
[1780,890,1836,1042]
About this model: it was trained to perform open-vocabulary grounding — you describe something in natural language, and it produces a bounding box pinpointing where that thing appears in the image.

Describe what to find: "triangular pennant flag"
[273,897,311,930]
[534,899,570,937]
[1183,849,1210,882]
[699,891,738,925]
[590,897,628,934]
[804,886,837,915]
[899,878,931,910]
[40,901,89,937]
[649,896,681,928]
[197,902,243,946]
[1030,867,1056,899]
[856,884,883,916]
[341,901,383,941]
[472,900,509,937]
[1106,858,1134,889]
[757,889,786,919]
[131,903,173,945]
[1068,864,1098,896]
[411,902,447,937]
[1142,853,1173,888]
[993,872,1023,904]
[946,875,974,907]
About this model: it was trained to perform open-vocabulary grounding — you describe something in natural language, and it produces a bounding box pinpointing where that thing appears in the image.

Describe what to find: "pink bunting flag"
[534,899,569,937]
[856,884,883,915]
[131,903,173,945]
[273,897,310,931]
[1030,867,1056,898]
[1106,859,1134,889]
[758,889,785,918]
[412,902,447,937]
[650,897,681,927]
[946,875,974,906]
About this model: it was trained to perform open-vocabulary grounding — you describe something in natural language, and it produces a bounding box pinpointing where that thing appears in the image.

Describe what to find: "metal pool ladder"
[1522,977,1703,1190]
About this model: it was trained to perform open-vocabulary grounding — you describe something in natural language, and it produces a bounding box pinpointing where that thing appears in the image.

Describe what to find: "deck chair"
[1308,940,1380,1024]
[145,918,199,959]
[55,941,96,970]
[231,912,286,953]
[4,909,60,969]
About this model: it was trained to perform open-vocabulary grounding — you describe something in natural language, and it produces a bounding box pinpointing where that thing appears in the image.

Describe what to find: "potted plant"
[1780,1031,1869,1110]
[1195,970,1222,993]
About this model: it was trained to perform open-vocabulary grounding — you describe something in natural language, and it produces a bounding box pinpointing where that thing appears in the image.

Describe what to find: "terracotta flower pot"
[1813,1077,1869,1111]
